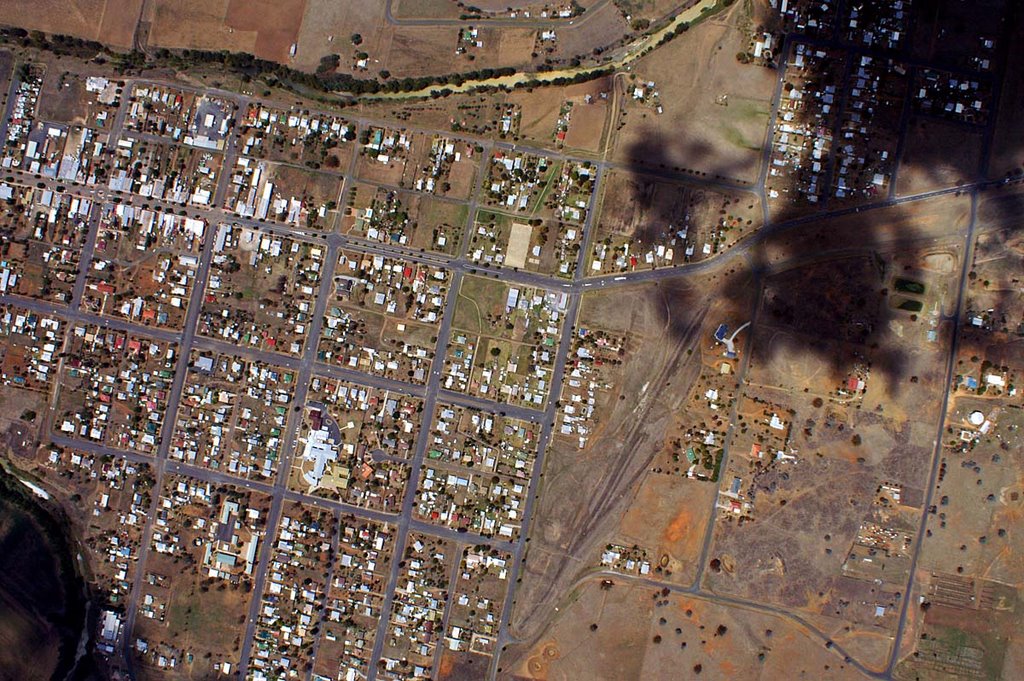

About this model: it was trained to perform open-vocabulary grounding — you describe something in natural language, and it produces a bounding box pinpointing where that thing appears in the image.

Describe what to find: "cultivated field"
[147,0,306,62]
[0,0,141,48]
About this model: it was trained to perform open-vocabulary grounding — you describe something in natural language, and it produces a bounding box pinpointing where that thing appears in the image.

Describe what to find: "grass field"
[148,0,306,62]
[0,0,141,48]
[613,0,776,184]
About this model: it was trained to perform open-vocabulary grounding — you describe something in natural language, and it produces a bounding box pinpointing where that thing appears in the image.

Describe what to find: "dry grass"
[0,0,142,48]
[613,0,775,184]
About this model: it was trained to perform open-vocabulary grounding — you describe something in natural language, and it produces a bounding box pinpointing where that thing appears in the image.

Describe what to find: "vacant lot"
[0,0,141,48]
[613,0,775,184]
[508,76,613,150]
[501,578,869,680]
[390,0,461,20]
[148,0,306,61]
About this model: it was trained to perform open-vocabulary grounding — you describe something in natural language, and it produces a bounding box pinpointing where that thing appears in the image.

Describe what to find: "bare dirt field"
[614,0,699,23]
[616,473,716,585]
[0,0,142,48]
[391,0,462,20]
[510,269,755,649]
[501,578,869,680]
[508,76,613,148]
[612,0,776,185]
[291,0,389,73]
[147,0,306,62]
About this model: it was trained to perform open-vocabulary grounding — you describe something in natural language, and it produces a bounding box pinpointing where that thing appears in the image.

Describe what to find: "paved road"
[884,188,981,677]
[118,168,217,679]
[364,131,494,678]
[1,46,1015,679]
[364,268,465,681]
[430,552,465,679]
[305,508,342,681]
[235,229,342,674]
[68,202,104,310]
[486,161,604,679]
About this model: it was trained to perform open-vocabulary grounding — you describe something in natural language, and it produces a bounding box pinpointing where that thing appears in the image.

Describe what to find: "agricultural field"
[0,0,141,48]
[146,0,306,62]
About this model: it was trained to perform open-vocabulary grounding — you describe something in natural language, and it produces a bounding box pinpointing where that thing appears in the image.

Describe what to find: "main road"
[2,44,1015,679]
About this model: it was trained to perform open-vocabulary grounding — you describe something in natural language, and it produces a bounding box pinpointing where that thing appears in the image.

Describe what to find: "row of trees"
[0,26,615,100]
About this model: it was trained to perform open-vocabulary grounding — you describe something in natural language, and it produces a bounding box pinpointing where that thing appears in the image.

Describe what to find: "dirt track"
[507,295,709,653]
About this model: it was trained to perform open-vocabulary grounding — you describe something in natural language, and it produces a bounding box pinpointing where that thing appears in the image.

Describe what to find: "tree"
[351,33,363,45]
